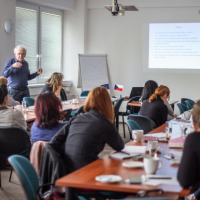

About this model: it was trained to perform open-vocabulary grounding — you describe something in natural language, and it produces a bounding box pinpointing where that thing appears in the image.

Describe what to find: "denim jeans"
[8,87,30,103]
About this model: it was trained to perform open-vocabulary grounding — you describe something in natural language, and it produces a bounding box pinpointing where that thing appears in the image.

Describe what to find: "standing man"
[2,45,42,102]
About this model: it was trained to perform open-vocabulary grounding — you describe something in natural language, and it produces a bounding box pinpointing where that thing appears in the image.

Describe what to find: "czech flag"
[101,84,110,89]
[114,84,123,91]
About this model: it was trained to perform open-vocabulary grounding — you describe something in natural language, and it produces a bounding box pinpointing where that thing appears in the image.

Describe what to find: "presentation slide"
[149,23,200,69]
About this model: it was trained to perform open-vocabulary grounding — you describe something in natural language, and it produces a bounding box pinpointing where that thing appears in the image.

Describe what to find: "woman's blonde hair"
[84,87,114,123]
[149,85,170,103]
[46,72,64,93]
[0,77,8,85]
[192,100,200,128]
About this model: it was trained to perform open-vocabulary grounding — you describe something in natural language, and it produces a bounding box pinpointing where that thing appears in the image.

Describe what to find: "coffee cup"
[16,105,22,112]
[144,157,162,174]
[147,140,158,150]
[132,130,143,142]
[184,111,192,120]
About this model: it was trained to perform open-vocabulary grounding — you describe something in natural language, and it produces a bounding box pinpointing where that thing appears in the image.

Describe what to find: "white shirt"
[0,107,26,130]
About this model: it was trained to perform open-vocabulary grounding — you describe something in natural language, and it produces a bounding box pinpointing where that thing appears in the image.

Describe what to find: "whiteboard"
[79,54,110,91]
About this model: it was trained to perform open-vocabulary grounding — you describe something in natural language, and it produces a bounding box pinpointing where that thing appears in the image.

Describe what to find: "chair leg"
[122,115,126,138]
[9,168,13,182]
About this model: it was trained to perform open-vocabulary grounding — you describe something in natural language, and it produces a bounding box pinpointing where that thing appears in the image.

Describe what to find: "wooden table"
[55,123,190,198]
[24,98,119,122]
[24,98,86,122]
[128,100,178,111]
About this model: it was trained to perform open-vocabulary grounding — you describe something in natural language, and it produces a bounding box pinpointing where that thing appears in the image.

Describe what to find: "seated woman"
[141,80,176,120]
[0,77,20,107]
[0,84,26,130]
[50,86,124,173]
[40,72,64,100]
[139,85,170,127]
[31,92,66,142]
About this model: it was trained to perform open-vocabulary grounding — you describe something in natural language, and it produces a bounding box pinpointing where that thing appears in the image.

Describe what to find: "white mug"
[16,105,22,112]
[144,157,162,174]
[132,130,144,142]
[184,111,192,120]
[147,140,158,150]
[186,126,194,134]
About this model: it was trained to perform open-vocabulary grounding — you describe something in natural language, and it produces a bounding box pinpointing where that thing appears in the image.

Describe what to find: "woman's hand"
[55,84,63,96]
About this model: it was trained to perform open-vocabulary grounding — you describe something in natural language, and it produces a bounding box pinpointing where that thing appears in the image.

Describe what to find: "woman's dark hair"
[141,80,158,102]
[0,84,8,105]
[35,92,64,129]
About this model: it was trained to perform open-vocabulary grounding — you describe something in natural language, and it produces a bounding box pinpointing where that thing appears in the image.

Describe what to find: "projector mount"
[104,0,138,16]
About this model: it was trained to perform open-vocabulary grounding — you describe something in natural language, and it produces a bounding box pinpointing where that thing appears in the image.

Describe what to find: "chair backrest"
[126,96,141,114]
[75,105,85,116]
[185,100,195,110]
[63,108,72,121]
[80,91,90,97]
[128,115,156,134]
[114,97,125,115]
[8,155,39,200]
[23,97,35,107]
[177,103,189,114]
[126,119,142,140]
[0,127,31,157]
[60,88,67,101]
[181,98,195,106]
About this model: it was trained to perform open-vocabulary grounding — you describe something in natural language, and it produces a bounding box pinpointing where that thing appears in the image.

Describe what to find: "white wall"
[21,0,75,10]
[63,0,88,95]
[86,2,200,103]
[0,0,16,75]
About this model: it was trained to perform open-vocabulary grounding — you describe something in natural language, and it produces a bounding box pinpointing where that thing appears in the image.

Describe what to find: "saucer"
[122,161,144,168]
[95,175,122,183]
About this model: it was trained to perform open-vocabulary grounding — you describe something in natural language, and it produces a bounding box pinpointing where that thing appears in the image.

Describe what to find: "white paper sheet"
[142,175,179,186]
[146,133,167,138]
[123,146,146,154]
[125,175,179,186]
[61,101,71,105]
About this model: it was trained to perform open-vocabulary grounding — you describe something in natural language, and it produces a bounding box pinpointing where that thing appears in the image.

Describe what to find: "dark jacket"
[50,110,124,173]
[38,143,67,192]
[139,96,168,127]
[41,83,67,101]
[178,131,200,189]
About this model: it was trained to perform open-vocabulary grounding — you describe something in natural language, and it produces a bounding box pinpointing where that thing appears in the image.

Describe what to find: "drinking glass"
[22,101,26,115]
[165,121,170,138]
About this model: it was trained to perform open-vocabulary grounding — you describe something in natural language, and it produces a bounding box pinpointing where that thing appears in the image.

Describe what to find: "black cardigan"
[178,131,200,190]
[50,110,124,173]
[138,96,168,127]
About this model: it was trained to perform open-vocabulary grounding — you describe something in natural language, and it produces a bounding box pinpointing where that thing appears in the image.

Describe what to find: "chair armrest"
[35,183,55,200]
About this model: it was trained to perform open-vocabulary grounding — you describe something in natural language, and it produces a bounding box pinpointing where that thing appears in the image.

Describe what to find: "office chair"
[177,103,189,114]
[63,108,72,121]
[126,119,142,140]
[0,127,31,187]
[128,115,156,134]
[23,97,35,107]
[114,97,124,130]
[118,96,141,138]
[81,90,90,97]
[181,98,195,106]
[185,100,195,110]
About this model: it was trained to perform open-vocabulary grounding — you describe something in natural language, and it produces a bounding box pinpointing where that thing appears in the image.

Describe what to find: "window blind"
[15,7,38,75]
[40,12,62,80]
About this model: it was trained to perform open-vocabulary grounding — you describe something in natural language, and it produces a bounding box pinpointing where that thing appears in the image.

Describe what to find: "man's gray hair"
[14,45,27,54]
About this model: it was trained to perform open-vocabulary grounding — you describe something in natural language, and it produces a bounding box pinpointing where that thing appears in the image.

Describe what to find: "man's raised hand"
[12,62,22,68]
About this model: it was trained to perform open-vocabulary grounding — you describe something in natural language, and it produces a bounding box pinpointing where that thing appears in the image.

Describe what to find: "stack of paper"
[168,136,186,148]
[122,146,146,154]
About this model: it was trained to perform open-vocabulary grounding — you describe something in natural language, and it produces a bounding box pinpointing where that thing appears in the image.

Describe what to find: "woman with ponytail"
[139,85,170,127]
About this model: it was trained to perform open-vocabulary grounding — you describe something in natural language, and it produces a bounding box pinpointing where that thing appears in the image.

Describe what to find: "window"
[15,1,63,84]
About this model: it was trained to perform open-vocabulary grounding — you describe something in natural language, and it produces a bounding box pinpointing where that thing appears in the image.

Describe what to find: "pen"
[161,154,171,160]
[120,151,131,155]
[148,177,172,179]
